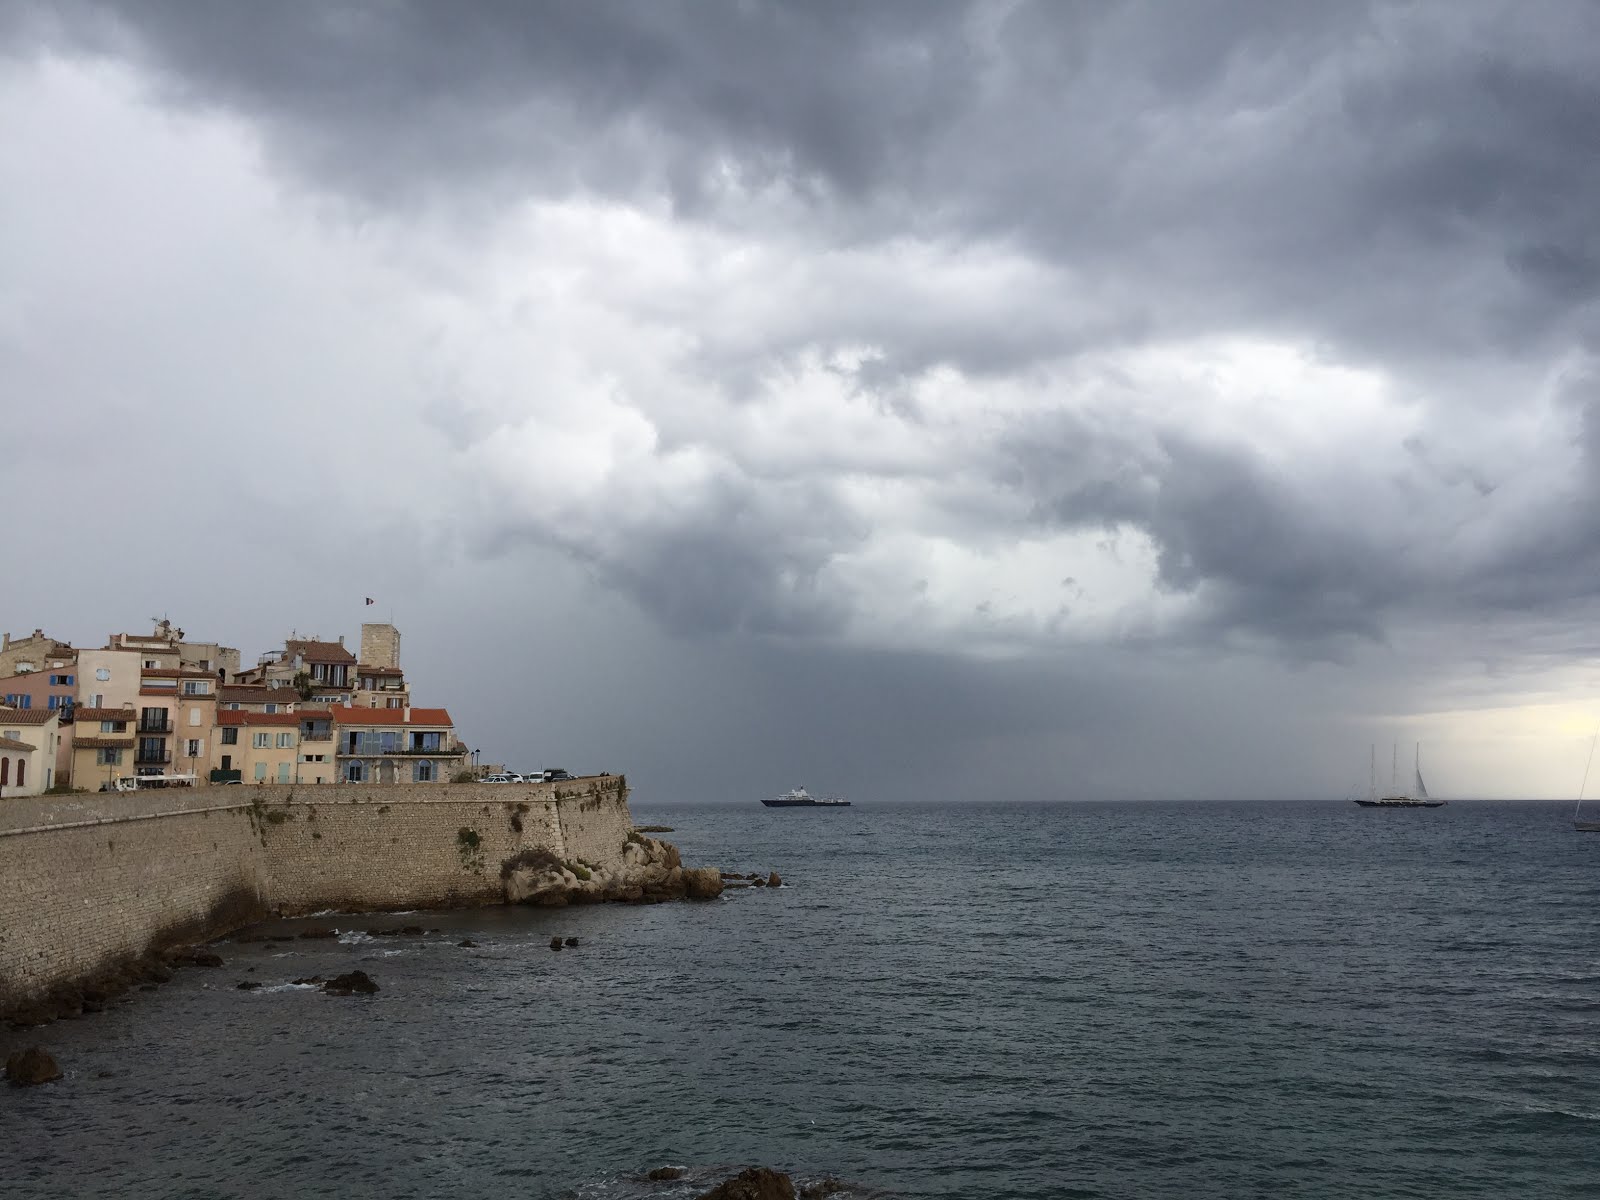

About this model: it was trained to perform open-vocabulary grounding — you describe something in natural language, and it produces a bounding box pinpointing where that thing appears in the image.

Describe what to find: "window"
[95,668,110,681]
[97,748,123,766]
[277,762,291,783]
[345,761,364,782]
[413,760,435,782]
[253,732,270,749]
[49,674,74,686]
[277,732,293,748]
[182,681,210,695]
[100,720,127,734]
[189,709,201,726]
[264,704,277,714]
[221,728,238,745]
[226,703,239,710]
[186,739,201,758]
[143,660,158,669]
[254,762,267,780]
[15,761,22,788]
[0,759,8,785]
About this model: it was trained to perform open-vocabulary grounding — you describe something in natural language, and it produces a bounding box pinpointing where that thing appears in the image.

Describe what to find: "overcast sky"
[5,1,1600,802]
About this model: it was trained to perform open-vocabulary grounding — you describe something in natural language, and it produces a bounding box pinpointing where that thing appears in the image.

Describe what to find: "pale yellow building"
[0,707,64,796]
[214,710,306,785]
[67,706,137,792]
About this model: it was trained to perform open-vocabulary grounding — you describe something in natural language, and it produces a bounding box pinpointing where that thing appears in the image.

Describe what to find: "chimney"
[338,634,344,645]
[403,706,411,723]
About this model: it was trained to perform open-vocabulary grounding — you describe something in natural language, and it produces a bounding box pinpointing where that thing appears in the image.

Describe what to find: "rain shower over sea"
[5,800,1598,1199]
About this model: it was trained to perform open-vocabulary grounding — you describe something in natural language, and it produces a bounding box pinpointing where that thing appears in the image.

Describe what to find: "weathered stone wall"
[257,783,574,913]
[0,803,271,1010]
[553,777,636,866]
[0,775,631,1009]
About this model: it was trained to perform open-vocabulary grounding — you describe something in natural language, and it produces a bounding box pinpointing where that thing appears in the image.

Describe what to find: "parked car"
[483,773,525,784]
[542,769,572,782]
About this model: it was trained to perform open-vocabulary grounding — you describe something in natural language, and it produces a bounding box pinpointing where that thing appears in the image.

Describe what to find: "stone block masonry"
[0,776,630,1012]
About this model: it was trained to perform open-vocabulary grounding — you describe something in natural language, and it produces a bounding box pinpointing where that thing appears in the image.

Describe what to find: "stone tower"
[359,622,401,670]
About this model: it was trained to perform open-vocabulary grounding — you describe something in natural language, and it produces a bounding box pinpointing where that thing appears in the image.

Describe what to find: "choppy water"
[4,800,1599,1199]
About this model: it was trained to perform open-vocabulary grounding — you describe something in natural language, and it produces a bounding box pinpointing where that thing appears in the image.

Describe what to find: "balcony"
[135,749,172,765]
[301,730,333,742]
[138,719,173,733]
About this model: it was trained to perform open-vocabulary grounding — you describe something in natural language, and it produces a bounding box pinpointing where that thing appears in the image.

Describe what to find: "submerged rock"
[457,939,478,948]
[6,1046,63,1087]
[322,971,379,996]
[696,1167,796,1200]
[298,927,338,940]
[549,937,564,951]
[563,936,579,947]
[648,1165,686,1180]
[236,981,263,991]
[767,872,782,889]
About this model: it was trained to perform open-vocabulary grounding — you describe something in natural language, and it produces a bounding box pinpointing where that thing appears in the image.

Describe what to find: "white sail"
[1414,766,1428,798]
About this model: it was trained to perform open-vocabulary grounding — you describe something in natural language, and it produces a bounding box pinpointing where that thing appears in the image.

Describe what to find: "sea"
[3,800,1598,1200]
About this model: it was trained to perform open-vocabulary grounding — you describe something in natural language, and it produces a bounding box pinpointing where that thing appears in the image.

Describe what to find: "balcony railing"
[135,749,172,765]
[301,731,333,742]
[338,745,460,757]
[138,719,173,733]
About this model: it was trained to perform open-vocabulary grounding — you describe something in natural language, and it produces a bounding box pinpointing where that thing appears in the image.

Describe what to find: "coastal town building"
[333,706,466,783]
[216,685,301,713]
[0,618,473,792]
[237,635,357,706]
[0,630,74,680]
[353,622,410,708]
[214,710,315,784]
[0,665,79,713]
[67,706,137,792]
[74,647,144,711]
[0,707,65,795]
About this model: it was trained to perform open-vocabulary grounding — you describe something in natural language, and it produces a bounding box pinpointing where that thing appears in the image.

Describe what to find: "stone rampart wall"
[0,776,631,1008]
[0,804,271,1009]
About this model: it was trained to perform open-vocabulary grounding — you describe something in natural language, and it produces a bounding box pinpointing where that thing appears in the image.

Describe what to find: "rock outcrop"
[322,971,379,996]
[6,1046,63,1087]
[696,1167,796,1200]
[501,835,717,906]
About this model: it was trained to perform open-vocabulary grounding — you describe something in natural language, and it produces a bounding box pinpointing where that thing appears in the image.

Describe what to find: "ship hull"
[760,799,851,807]
[1354,798,1446,808]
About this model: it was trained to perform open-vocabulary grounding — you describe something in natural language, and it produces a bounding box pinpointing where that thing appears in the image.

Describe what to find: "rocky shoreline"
[2,831,777,1038]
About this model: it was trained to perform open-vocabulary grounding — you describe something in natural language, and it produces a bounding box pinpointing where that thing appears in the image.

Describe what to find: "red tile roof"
[0,736,37,753]
[141,667,216,679]
[217,711,302,727]
[73,707,137,721]
[286,639,356,664]
[0,708,59,725]
[217,686,301,705]
[71,736,134,749]
[330,706,453,727]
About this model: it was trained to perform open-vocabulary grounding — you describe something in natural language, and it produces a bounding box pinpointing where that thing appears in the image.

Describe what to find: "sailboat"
[1573,729,1600,833]
[1354,742,1446,808]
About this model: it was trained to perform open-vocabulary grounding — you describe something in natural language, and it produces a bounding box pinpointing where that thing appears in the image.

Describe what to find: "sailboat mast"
[1391,743,1398,792]
[1370,744,1376,800]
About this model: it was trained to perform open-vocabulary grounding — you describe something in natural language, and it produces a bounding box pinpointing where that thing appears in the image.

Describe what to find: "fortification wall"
[0,775,631,1009]
[0,804,270,1009]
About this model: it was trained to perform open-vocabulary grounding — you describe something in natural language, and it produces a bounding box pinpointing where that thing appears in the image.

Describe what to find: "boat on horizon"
[1573,729,1600,832]
[761,786,850,808]
[1354,743,1446,808]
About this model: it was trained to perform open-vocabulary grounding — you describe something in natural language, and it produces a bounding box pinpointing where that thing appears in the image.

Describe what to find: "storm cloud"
[5,1,1600,798]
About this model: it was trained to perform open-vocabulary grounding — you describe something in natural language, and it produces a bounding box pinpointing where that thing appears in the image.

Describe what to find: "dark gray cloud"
[8,1,1600,798]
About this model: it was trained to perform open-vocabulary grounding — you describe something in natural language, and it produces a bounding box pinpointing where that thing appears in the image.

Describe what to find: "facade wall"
[0,631,74,680]
[75,648,144,710]
[0,668,78,714]
[0,776,631,1009]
